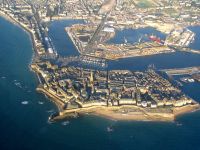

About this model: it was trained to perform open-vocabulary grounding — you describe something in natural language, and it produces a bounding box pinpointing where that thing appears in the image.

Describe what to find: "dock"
[180,48,200,55]
[161,66,200,75]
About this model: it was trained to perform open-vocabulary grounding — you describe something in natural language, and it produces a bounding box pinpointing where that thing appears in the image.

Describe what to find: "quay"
[180,48,200,55]
[172,45,200,55]
[66,24,174,60]
[161,66,200,76]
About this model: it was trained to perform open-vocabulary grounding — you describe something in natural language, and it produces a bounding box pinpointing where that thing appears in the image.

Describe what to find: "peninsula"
[31,61,199,121]
[1,0,200,121]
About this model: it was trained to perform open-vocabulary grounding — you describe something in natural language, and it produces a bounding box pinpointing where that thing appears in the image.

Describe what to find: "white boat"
[107,126,114,132]
[176,122,183,126]
[21,101,29,105]
[15,82,22,88]
[38,101,44,105]
[61,121,70,126]
[188,78,195,83]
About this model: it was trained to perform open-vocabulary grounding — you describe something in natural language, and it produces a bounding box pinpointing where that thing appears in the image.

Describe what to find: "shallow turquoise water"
[0,17,200,150]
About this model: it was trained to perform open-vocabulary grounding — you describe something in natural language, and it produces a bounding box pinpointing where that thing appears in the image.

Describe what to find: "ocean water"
[1,17,200,150]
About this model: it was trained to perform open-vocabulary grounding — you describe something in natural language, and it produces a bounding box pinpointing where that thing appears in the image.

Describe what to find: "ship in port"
[148,34,164,45]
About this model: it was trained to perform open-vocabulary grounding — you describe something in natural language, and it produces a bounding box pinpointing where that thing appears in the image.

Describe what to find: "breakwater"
[161,66,200,75]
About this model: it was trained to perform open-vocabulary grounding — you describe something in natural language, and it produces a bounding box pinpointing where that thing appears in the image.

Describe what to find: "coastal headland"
[32,61,200,122]
[36,82,200,122]
[37,82,200,121]
[36,84,200,122]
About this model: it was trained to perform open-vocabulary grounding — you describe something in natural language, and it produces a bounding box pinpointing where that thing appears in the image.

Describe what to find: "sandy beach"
[173,103,200,116]
[93,108,174,121]
[51,103,200,122]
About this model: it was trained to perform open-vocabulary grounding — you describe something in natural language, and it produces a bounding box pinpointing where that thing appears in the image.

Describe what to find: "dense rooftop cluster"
[2,0,200,28]
[31,61,193,111]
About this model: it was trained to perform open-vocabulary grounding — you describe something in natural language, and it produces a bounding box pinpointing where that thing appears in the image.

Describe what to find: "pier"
[181,48,200,55]
[174,47,200,55]
[161,66,200,75]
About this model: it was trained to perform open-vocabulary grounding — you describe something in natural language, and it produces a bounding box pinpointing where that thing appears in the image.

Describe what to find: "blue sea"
[0,17,200,150]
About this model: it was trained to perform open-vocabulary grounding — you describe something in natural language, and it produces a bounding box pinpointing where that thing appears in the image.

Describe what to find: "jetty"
[161,66,200,75]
